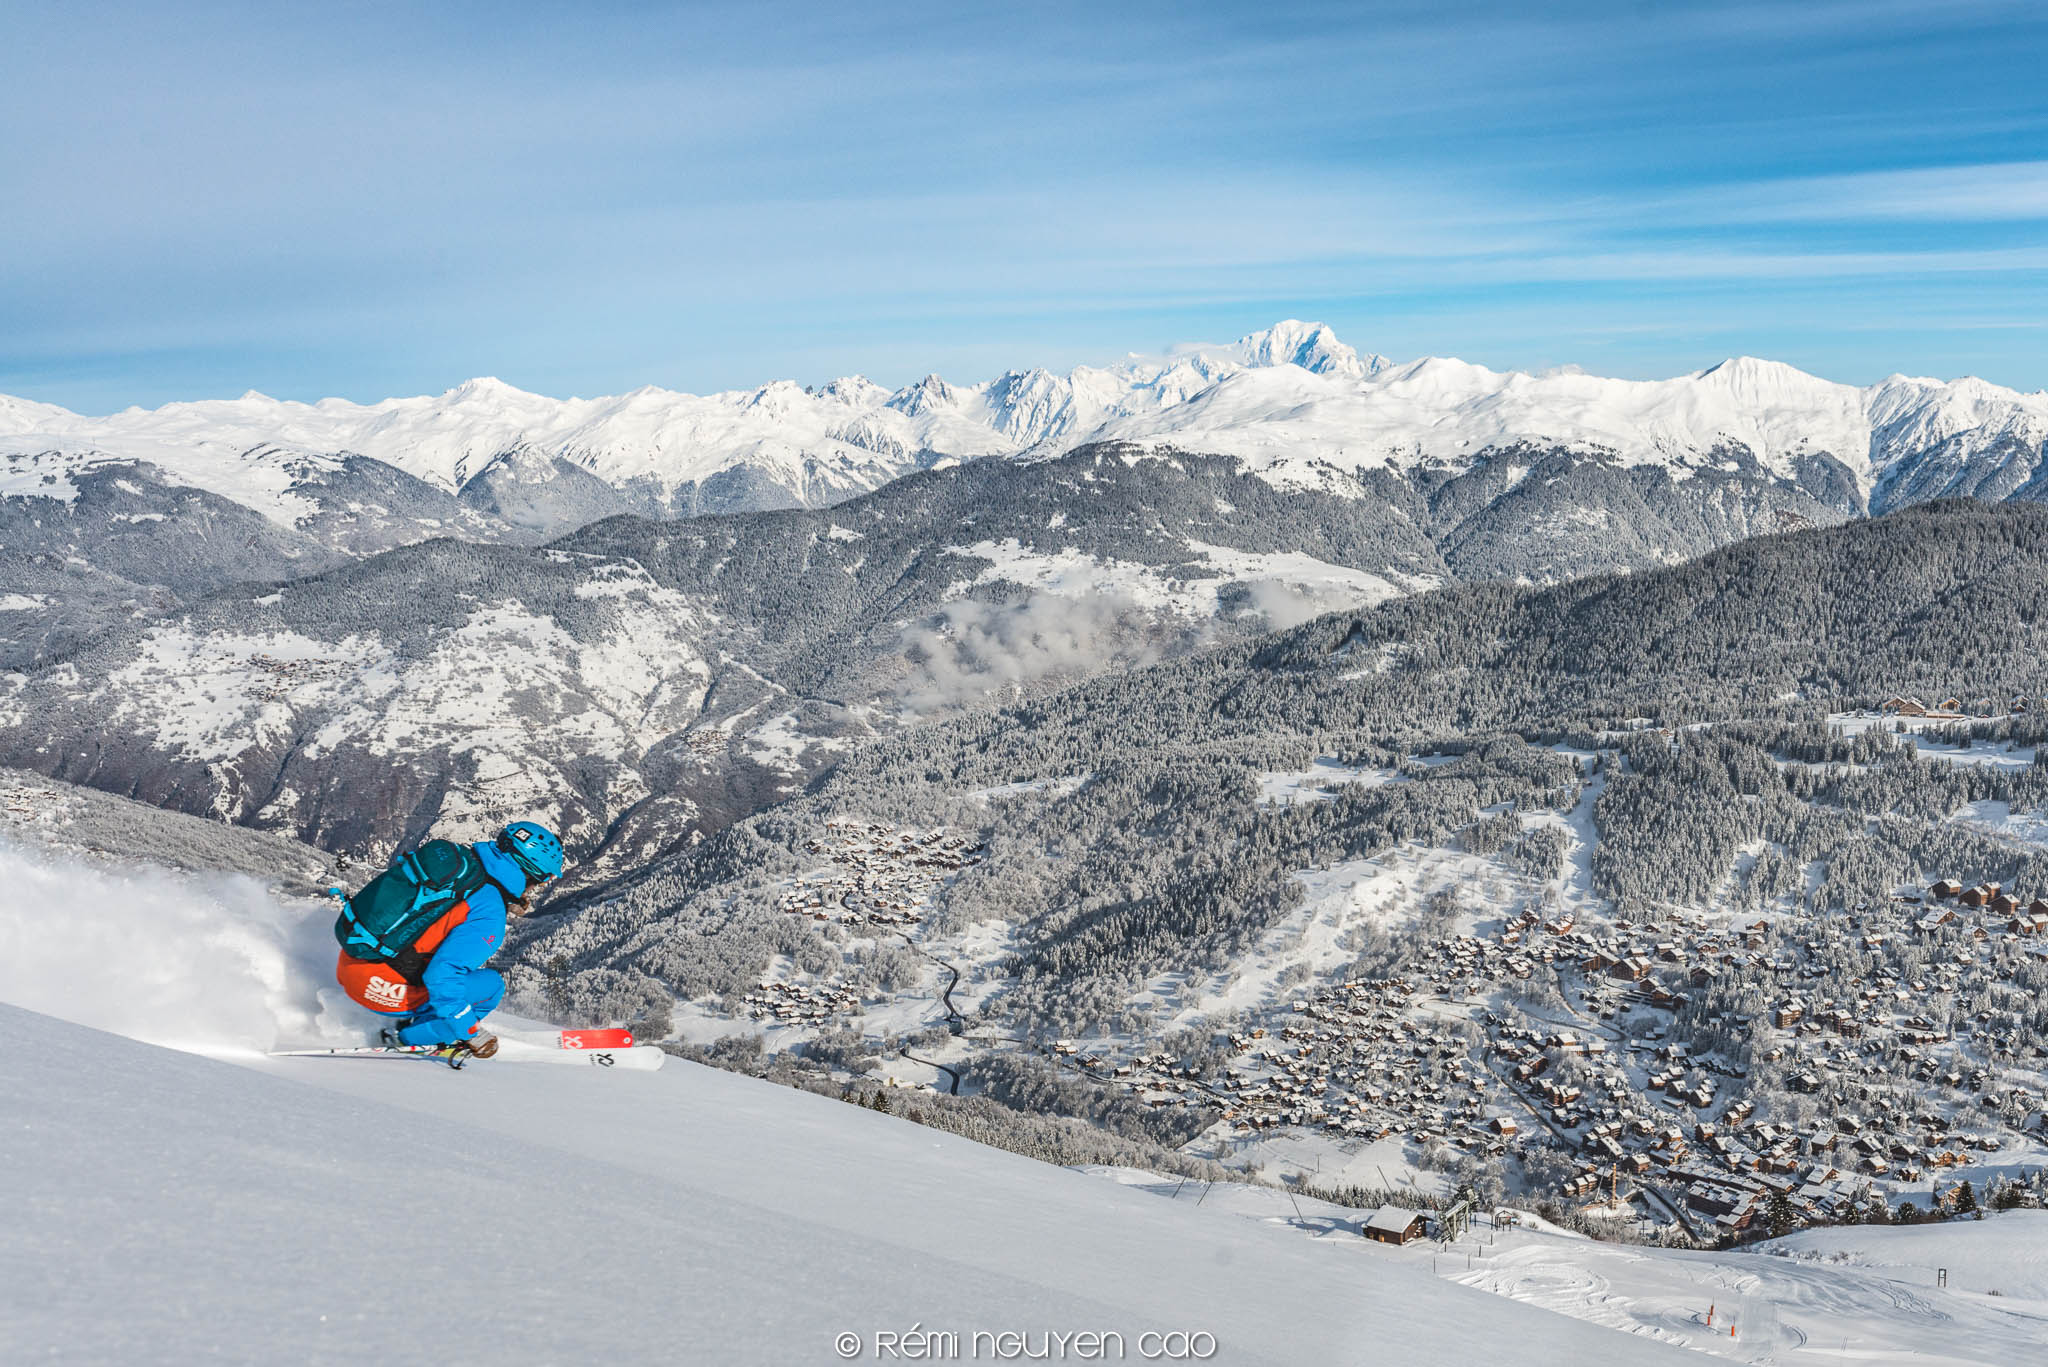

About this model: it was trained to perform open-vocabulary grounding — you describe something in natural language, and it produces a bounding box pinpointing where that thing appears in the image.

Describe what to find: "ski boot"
[378,1018,433,1050]
[378,1020,453,1063]
[427,1033,498,1070]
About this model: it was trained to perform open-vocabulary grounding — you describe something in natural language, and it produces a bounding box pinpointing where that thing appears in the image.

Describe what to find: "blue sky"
[5,0,2047,410]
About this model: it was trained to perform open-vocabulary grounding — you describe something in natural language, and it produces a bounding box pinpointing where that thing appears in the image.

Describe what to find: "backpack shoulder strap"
[452,842,523,911]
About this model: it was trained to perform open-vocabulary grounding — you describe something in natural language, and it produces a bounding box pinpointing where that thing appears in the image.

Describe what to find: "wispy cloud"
[1664,162,2048,224]
[5,1,2048,405]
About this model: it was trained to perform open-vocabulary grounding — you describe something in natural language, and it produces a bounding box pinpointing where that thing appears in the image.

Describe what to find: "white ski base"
[493,1038,664,1070]
[266,1040,664,1071]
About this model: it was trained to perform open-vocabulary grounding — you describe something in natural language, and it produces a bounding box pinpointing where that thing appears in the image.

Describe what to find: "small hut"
[1362,1206,1427,1246]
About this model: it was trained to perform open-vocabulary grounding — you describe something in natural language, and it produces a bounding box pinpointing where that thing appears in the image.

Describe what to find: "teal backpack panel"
[333,839,491,969]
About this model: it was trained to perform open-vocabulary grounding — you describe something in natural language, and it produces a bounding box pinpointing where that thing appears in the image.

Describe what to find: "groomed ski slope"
[1439,1214,2048,1363]
[3,1003,1706,1367]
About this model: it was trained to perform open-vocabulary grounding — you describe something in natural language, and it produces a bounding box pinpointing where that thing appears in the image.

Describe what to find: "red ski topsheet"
[559,1028,635,1050]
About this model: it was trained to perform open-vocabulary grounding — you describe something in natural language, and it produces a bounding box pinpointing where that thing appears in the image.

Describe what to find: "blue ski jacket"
[407,841,528,1042]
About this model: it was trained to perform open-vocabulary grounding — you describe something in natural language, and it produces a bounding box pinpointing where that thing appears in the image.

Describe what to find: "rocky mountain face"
[0,441,1831,875]
[0,462,348,670]
[0,446,1430,872]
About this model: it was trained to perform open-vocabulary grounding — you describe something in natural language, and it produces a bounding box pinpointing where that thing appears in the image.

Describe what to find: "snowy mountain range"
[4,323,2045,887]
[6,320,2045,539]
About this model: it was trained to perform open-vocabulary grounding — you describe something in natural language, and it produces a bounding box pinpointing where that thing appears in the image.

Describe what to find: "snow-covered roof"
[1365,1205,1424,1234]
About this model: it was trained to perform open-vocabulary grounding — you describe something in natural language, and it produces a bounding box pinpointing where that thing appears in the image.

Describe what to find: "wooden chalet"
[1362,1206,1427,1246]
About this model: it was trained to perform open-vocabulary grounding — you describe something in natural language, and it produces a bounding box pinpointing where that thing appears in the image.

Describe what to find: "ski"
[268,1044,475,1070]
[556,1028,634,1050]
[493,1039,665,1071]
[268,1041,665,1072]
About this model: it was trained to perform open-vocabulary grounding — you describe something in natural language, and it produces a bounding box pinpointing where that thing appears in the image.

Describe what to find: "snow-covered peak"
[1064,344,2047,497]
[0,393,74,433]
[1694,355,1844,400]
[443,375,532,404]
[1231,319,1388,379]
[814,375,890,407]
[885,373,960,417]
[1378,354,1506,397]
[4,322,2043,525]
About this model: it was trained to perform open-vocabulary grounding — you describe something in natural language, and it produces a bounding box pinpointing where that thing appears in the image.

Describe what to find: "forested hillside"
[526,499,2048,986]
[512,503,2048,1234]
[0,441,1835,878]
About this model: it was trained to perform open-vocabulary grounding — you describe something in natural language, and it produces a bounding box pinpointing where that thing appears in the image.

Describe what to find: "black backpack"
[333,839,511,983]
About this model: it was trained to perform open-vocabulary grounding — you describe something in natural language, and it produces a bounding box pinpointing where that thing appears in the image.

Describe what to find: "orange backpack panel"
[335,950,431,1015]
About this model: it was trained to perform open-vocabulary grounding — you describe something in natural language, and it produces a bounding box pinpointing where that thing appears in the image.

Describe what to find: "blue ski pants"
[394,969,504,1045]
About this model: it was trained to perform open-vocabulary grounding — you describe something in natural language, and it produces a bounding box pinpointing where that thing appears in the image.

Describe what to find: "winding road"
[899,932,965,1029]
[891,932,968,1094]
[900,1046,961,1095]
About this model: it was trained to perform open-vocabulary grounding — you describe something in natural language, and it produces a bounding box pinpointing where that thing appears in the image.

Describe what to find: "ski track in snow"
[1434,1223,2048,1366]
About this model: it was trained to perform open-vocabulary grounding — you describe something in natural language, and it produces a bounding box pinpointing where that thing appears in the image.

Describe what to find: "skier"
[332,820,565,1060]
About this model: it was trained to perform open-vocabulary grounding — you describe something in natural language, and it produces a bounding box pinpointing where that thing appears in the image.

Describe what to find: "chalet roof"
[1363,1205,1424,1235]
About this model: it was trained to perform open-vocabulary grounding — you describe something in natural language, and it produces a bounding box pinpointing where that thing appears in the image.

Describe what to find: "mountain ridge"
[7,322,2044,529]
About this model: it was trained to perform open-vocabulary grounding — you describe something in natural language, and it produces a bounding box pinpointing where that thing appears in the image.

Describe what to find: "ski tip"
[558,1028,636,1050]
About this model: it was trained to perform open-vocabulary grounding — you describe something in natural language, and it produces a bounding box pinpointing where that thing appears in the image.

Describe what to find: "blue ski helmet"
[497,820,564,881]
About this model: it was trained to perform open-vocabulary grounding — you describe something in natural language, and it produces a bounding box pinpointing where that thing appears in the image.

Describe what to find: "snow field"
[1953,799,2048,848]
[5,1000,1728,1366]
[1133,848,1462,1030]
[1829,712,2039,769]
[1764,1212,2048,1301]
[954,536,1426,632]
[1096,1165,2048,1366]
[1429,1217,2048,1365]
[962,773,1091,803]
[1254,757,1403,806]
[1135,752,1567,1033]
